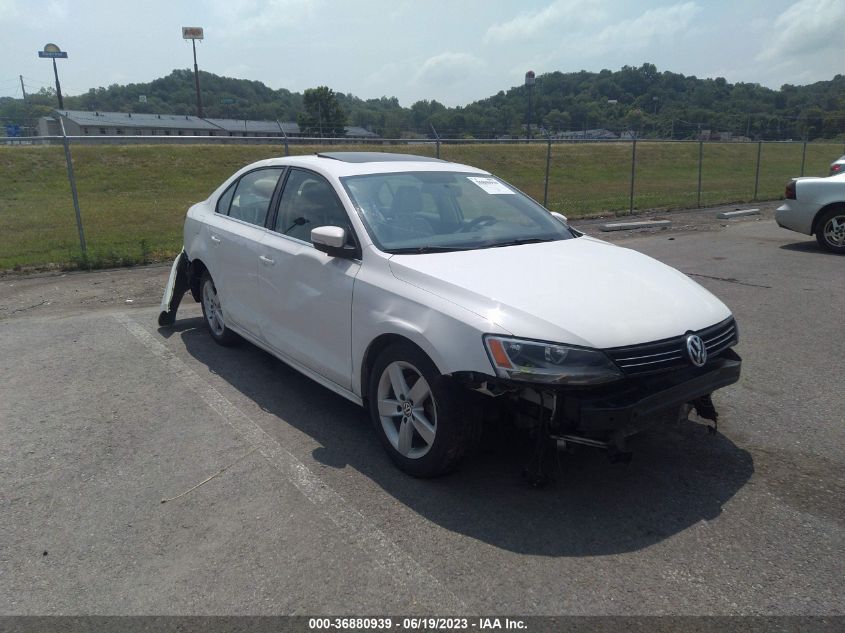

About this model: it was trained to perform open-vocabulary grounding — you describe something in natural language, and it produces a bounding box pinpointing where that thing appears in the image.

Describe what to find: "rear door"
[257,168,360,390]
[206,167,283,336]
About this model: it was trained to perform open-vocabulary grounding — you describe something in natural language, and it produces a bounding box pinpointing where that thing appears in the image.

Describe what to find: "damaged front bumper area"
[158,250,190,327]
[460,348,742,443]
[558,348,741,436]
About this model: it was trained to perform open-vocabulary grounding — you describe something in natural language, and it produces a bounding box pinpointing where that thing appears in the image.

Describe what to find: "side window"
[216,183,236,215]
[225,168,283,226]
[274,169,353,244]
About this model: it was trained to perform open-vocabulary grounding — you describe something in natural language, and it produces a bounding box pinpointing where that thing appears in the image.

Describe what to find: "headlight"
[484,335,623,385]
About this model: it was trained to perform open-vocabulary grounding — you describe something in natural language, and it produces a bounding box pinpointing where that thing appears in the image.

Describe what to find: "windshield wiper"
[386,245,475,254]
[484,237,556,248]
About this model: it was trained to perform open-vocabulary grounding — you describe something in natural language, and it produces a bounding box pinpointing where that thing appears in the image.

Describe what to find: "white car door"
[257,168,361,390]
[208,167,283,336]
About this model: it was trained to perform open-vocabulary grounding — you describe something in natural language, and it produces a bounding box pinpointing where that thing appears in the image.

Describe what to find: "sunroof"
[317,152,444,163]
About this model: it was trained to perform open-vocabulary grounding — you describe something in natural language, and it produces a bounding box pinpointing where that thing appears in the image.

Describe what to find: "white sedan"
[160,152,741,478]
[776,173,845,254]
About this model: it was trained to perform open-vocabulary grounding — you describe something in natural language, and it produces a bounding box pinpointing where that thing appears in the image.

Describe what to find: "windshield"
[340,171,576,253]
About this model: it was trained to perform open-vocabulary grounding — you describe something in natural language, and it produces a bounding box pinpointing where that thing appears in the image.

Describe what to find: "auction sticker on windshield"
[467,176,514,194]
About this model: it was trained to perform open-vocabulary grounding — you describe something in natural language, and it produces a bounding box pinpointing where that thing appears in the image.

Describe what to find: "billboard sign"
[182,27,204,40]
[38,43,68,58]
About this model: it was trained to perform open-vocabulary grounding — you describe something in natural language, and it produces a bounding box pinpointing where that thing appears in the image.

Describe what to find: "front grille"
[605,317,737,376]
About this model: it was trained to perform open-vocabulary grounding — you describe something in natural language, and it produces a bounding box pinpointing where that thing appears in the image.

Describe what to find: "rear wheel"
[815,208,845,254]
[368,342,475,477]
[200,272,240,346]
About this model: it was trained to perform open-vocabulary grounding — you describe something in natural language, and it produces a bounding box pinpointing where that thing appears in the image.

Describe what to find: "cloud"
[587,2,702,54]
[414,52,485,87]
[0,0,19,20]
[211,0,320,38]
[484,0,606,43]
[756,0,845,62]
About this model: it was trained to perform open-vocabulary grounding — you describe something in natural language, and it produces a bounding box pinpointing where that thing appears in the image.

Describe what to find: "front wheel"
[368,342,476,477]
[200,272,240,346]
[815,208,845,254]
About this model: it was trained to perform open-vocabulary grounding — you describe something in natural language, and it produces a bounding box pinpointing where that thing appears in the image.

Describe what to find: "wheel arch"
[187,258,209,303]
[360,334,439,406]
[812,202,845,235]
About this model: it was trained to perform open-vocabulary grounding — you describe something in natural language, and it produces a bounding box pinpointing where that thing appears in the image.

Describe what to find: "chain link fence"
[1,134,842,270]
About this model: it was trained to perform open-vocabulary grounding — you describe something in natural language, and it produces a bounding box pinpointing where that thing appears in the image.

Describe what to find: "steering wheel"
[458,215,498,232]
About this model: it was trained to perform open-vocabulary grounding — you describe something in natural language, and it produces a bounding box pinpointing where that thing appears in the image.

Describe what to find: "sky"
[1,0,844,107]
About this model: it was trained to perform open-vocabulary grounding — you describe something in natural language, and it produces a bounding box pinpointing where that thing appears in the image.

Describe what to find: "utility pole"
[20,75,29,137]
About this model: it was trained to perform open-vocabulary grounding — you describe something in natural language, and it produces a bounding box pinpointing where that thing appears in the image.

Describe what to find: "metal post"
[59,118,86,255]
[697,140,704,207]
[753,140,762,201]
[276,119,290,156]
[52,58,64,109]
[192,39,203,118]
[525,71,535,144]
[20,75,29,136]
[629,139,637,215]
[543,135,552,207]
[430,124,440,159]
[800,141,807,177]
[526,84,533,143]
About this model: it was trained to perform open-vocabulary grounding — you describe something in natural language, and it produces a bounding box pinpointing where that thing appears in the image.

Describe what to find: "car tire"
[815,207,845,254]
[368,342,476,477]
[200,271,240,346]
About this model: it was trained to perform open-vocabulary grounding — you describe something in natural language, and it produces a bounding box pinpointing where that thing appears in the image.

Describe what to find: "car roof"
[244,152,490,178]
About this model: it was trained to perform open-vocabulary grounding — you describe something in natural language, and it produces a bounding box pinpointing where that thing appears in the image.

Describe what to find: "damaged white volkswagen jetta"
[160,152,741,479]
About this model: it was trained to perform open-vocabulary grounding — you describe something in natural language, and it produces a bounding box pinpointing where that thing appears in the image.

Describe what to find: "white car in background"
[776,174,845,254]
[160,152,741,478]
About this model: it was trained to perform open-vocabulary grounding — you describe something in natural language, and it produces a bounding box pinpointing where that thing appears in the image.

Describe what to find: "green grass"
[0,141,841,270]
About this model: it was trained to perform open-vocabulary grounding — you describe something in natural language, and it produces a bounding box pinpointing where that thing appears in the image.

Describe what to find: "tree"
[298,86,346,137]
[543,109,571,132]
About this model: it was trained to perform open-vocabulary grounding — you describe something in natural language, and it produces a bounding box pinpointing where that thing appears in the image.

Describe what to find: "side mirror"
[550,211,568,224]
[311,226,359,259]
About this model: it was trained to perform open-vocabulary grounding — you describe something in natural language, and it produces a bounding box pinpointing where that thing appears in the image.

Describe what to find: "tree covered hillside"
[3,64,844,140]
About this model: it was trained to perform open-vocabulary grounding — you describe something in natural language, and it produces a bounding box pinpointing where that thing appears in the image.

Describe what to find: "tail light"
[831,164,842,175]
[784,180,796,200]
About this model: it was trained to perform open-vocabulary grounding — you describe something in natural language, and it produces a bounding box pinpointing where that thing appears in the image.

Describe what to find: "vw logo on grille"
[685,334,707,367]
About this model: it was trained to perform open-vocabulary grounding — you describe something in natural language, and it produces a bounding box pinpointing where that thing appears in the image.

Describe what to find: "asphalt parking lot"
[1,216,843,617]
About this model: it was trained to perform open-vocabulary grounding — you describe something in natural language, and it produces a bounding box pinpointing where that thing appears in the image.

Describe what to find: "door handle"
[210,235,221,245]
[259,255,275,265]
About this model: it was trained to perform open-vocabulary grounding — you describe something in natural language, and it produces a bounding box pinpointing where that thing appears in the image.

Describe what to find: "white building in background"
[37,110,379,139]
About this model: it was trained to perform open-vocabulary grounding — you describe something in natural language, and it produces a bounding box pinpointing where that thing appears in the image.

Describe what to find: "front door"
[257,169,360,390]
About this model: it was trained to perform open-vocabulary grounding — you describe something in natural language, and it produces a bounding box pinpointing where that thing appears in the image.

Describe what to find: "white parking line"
[113,311,466,611]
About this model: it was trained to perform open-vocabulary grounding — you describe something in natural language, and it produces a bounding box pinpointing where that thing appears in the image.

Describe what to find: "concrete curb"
[600,220,672,232]
[716,208,760,219]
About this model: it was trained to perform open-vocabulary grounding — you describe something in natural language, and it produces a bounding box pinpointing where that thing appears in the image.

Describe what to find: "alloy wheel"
[376,361,437,459]
[822,214,845,249]
[202,279,225,336]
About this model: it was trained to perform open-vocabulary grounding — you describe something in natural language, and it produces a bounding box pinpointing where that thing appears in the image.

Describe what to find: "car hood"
[388,236,732,349]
